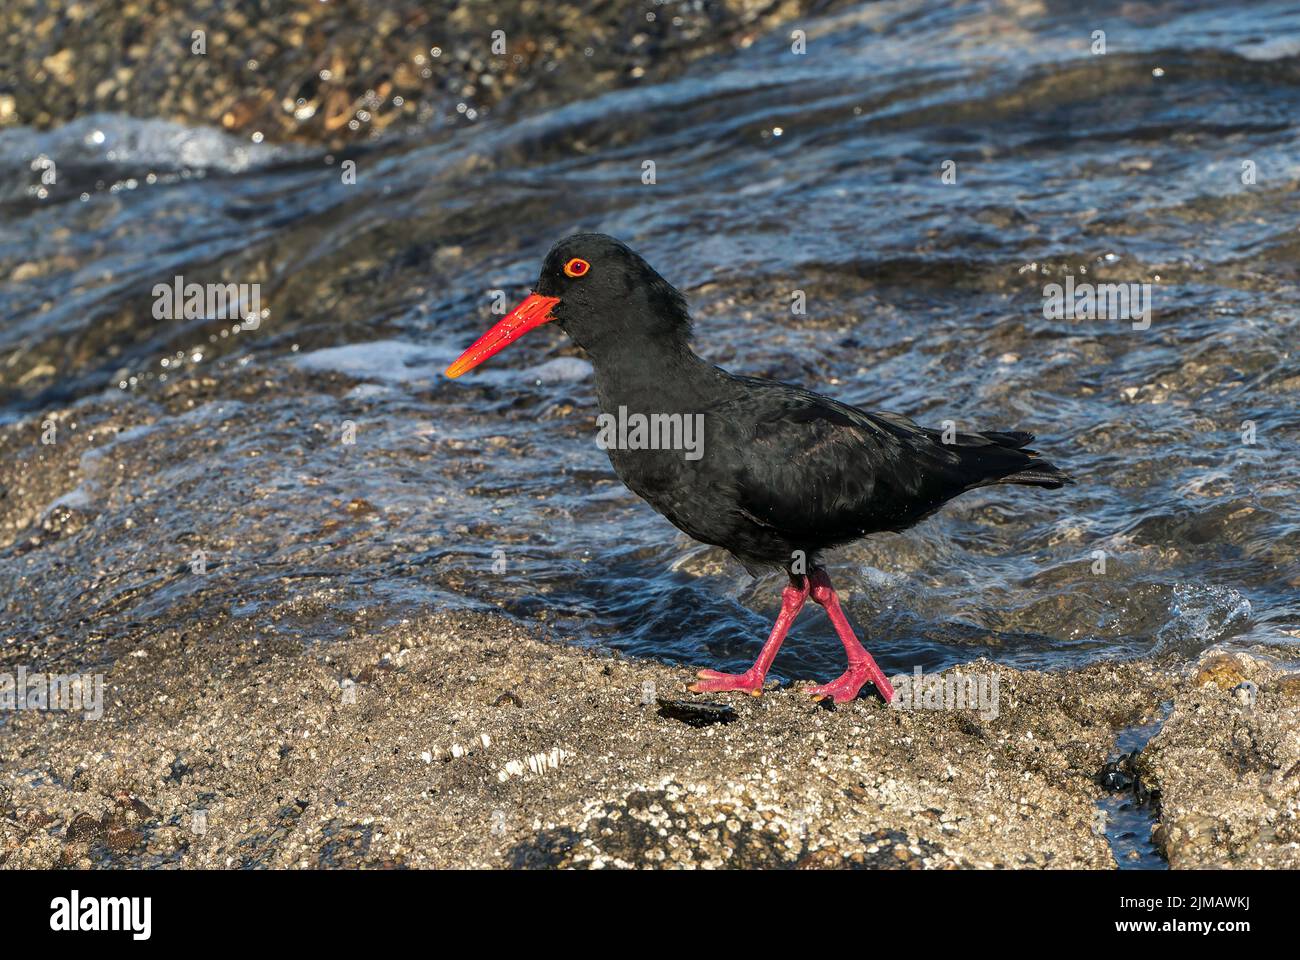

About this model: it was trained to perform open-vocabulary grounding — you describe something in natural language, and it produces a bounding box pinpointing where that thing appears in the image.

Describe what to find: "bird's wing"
[711,379,1047,544]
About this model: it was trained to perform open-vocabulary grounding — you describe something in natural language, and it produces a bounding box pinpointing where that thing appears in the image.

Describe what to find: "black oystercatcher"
[446,235,1073,703]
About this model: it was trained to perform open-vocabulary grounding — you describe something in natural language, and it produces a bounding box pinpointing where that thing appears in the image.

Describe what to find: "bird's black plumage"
[447,233,1076,703]
[532,234,1073,574]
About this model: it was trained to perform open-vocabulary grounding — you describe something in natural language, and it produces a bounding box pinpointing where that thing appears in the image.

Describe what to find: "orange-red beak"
[444,293,561,378]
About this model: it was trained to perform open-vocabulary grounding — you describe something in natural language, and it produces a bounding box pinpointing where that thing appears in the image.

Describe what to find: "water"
[2,0,1297,687]
[1097,702,1173,869]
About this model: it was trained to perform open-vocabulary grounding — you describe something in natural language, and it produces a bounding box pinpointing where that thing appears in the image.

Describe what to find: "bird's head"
[444,233,691,378]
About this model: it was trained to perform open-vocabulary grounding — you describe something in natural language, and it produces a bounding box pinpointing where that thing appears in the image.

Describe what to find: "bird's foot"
[804,664,892,704]
[689,668,766,697]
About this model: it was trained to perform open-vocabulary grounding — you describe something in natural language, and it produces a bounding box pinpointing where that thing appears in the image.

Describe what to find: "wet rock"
[1097,754,1136,792]
[0,0,853,145]
[1193,652,1254,691]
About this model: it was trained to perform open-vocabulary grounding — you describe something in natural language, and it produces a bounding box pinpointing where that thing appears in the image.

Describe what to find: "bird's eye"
[563,258,590,278]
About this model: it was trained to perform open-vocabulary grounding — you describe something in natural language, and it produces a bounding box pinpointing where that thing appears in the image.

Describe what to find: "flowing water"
[2,0,1298,689]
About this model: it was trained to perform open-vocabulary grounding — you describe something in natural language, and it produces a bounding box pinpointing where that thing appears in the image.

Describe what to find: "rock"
[1,612,1150,869]
[0,0,857,146]
[1143,657,1300,868]
[66,812,103,841]
[1193,652,1252,690]
[655,697,738,727]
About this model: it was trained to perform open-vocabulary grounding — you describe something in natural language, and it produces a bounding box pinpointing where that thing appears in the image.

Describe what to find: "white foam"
[0,114,301,173]
[293,340,440,384]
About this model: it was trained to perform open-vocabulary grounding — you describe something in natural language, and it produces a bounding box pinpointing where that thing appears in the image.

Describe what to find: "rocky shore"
[1,0,833,145]
[3,608,1297,868]
[3,0,1298,873]
[1,352,1297,870]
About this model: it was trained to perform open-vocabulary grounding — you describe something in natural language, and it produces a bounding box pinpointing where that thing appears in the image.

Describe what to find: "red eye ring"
[563,258,590,278]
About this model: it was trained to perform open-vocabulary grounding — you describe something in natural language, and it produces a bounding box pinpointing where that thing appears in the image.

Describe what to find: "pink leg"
[804,569,895,704]
[689,577,809,697]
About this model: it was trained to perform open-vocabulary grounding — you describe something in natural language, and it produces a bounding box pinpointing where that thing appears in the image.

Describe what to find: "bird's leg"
[804,569,895,704]
[690,576,809,697]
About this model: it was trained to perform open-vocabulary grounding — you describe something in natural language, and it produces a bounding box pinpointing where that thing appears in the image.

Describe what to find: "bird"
[445,234,1073,703]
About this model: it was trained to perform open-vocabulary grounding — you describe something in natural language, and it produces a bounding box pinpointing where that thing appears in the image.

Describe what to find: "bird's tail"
[954,430,1075,490]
